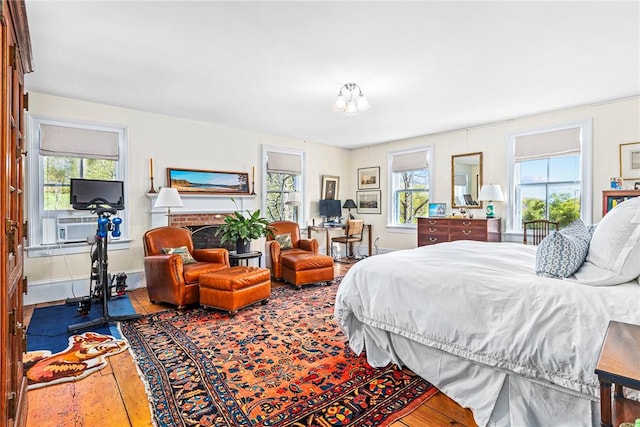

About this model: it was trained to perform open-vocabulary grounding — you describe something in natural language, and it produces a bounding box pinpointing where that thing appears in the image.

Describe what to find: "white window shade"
[454,174,468,186]
[267,152,302,175]
[39,124,119,160]
[391,151,429,172]
[514,127,581,161]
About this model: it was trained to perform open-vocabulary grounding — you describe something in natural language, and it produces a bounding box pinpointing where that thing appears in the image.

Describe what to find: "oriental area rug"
[120,280,436,426]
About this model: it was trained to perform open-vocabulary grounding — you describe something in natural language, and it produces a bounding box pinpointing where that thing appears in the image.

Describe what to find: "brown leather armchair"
[267,221,319,280]
[143,226,230,309]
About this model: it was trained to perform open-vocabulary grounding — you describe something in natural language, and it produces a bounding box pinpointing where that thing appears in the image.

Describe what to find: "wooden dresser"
[417,217,501,246]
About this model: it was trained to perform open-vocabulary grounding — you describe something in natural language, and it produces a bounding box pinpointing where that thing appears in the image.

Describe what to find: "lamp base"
[485,202,495,218]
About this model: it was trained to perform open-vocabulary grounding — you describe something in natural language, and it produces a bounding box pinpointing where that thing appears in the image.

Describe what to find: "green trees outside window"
[43,156,116,210]
[517,155,580,229]
[266,172,298,223]
[393,170,429,225]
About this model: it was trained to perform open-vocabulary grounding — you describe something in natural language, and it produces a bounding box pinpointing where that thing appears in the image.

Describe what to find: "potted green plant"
[215,200,274,254]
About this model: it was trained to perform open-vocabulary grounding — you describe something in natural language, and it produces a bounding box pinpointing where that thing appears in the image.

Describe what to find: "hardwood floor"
[24,262,477,427]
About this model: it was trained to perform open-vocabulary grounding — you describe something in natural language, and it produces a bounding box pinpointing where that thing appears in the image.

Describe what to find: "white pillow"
[572,196,640,286]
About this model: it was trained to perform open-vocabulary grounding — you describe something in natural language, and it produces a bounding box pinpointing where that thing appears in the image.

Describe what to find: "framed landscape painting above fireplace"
[168,168,250,194]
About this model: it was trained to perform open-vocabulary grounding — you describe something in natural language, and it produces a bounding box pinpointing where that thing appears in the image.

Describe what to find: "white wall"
[24,92,351,303]
[24,93,639,302]
[351,97,640,250]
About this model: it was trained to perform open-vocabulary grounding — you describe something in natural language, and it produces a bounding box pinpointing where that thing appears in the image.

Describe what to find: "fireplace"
[168,212,235,250]
[187,225,235,251]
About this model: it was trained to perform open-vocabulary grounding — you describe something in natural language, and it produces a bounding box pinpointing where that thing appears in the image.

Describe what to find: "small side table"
[595,321,640,427]
[229,251,262,267]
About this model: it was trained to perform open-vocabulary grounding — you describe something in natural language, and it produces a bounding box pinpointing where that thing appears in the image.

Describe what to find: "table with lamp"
[417,185,503,247]
[307,198,373,257]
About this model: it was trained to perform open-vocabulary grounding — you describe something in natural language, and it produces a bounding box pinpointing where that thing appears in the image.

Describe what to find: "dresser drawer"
[449,231,488,241]
[418,235,448,245]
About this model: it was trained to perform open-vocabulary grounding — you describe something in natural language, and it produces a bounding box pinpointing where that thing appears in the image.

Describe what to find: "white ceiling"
[24,1,640,149]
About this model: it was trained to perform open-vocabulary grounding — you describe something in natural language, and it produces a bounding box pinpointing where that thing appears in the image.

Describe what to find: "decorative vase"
[236,240,251,254]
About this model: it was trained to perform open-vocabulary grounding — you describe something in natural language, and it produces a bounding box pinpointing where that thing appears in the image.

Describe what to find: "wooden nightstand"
[595,321,640,427]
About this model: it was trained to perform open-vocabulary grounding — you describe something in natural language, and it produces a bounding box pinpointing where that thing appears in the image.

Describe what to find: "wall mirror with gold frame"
[451,152,483,209]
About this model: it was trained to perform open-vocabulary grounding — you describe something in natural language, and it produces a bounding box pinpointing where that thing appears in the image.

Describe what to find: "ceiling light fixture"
[334,83,370,115]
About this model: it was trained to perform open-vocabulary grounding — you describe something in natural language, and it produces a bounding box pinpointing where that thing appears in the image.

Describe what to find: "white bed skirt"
[357,324,599,427]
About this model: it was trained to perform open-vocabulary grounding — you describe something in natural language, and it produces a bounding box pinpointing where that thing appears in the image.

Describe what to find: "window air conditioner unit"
[56,216,96,243]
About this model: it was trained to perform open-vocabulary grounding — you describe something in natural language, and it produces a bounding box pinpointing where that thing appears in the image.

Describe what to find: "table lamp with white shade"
[154,187,183,224]
[478,184,504,218]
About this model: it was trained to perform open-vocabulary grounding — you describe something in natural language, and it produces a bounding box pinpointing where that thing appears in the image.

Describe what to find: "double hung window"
[388,147,432,226]
[509,122,591,231]
[28,117,128,256]
[264,148,304,224]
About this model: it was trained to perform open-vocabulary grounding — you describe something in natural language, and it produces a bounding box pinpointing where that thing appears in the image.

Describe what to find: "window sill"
[385,224,417,234]
[26,238,132,258]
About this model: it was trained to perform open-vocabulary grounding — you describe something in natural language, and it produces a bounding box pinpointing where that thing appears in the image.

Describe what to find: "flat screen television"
[319,199,342,220]
[70,178,125,210]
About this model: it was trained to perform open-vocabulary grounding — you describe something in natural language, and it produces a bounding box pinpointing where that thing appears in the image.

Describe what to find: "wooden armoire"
[1,1,32,426]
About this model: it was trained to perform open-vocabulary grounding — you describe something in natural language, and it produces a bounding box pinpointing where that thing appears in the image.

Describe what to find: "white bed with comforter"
[334,198,640,427]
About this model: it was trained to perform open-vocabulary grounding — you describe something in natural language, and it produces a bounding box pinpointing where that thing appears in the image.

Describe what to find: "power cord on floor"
[374,237,380,255]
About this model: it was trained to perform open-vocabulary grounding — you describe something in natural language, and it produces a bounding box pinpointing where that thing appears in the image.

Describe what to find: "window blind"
[39,124,119,160]
[391,150,429,172]
[267,152,302,175]
[514,127,581,161]
[454,173,468,186]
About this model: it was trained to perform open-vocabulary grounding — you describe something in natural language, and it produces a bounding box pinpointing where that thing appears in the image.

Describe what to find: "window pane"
[548,184,580,227]
[84,158,117,180]
[265,172,298,223]
[519,159,547,184]
[549,155,579,182]
[43,157,80,211]
[520,184,547,222]
[396,190,429,224]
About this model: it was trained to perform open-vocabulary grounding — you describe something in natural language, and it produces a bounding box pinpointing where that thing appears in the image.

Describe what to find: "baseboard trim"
[24,269,145,306]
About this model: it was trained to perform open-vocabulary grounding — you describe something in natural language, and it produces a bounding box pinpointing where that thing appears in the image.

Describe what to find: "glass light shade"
[356,94,370,110]
[345,100,358,114]
[154,187,184,208]
[334,94,346,110]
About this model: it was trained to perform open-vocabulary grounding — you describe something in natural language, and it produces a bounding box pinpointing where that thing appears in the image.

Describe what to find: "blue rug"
[27,294,135,353]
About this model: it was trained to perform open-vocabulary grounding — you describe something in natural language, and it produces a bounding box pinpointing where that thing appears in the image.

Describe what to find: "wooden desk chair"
[523,219,559,245]
[331,219,364,259]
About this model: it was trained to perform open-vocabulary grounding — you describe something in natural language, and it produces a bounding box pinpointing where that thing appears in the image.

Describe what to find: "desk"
[229,251,262,267]
[307,224,372,257]
[595,321,640,427]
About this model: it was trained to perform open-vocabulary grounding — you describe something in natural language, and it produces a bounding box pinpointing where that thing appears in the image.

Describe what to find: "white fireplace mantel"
[147,193,258,228]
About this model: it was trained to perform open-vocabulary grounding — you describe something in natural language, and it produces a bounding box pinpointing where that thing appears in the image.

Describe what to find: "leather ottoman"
[280,252,334,287]
[199,266,271,314]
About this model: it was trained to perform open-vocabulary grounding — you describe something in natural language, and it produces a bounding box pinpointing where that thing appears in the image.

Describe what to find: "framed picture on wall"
[620,142,640,179]
[321,175,340,200]
[167,168,250,194]
[357,166,380,189]
[356,190,381,214]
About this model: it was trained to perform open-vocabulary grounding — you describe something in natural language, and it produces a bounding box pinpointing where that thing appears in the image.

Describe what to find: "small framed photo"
[620,142,640,179]
[428,203,447,217]
[635,182,640,190]
[321,175,340,200]
[356,190,381,214]
[357,166,380,190]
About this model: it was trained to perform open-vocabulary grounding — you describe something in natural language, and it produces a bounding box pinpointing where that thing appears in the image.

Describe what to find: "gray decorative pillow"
[535,219,591,279]
[162,246,197,264]
[274,233,293,250]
